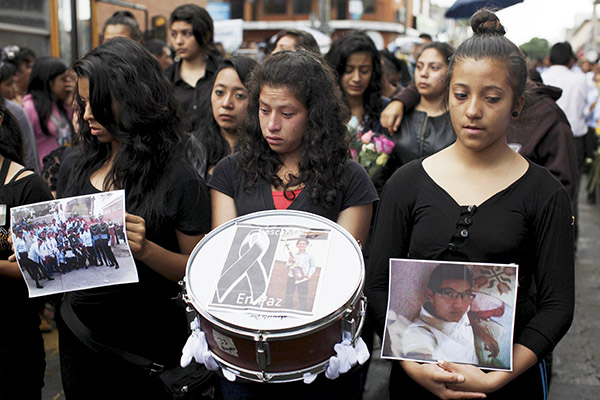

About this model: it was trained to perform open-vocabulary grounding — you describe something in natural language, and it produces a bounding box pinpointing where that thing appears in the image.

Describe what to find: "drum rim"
[211,351,331,383]
[184,209,365,339]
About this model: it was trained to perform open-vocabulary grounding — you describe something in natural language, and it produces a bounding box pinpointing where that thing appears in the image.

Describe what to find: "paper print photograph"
[209,224,331,316]
[382,259,518,371]
[264,228,330,315]
[11,190,138,297]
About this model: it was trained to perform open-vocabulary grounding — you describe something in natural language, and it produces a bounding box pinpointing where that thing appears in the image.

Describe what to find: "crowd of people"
[0,3,581,400]
[13,213,124,289]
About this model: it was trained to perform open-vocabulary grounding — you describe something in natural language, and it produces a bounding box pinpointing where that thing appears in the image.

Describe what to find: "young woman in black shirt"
[209,50,378,399]
[366,9,574,400]
[56,38,211,399]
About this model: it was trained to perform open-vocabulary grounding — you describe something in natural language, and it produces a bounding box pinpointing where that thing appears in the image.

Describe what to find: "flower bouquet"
[347,116,395,179]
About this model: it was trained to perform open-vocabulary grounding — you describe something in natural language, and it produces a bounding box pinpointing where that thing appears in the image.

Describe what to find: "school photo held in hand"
[11,190,137,297]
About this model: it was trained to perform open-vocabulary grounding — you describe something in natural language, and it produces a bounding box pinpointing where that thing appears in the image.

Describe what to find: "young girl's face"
[50,71,74,104]
[341,51,373,99]
[77,77,115,144]
[0,75,16,100]
[415,48,448,100]
[211,67,249,133]
[448,57,521,153]
[258,85,308,161]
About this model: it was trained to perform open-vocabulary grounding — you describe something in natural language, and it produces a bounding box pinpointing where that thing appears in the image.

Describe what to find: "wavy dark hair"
[239,50,350,208]
[194,56,257,174]
[0,96,24,164]
[325,31,382,131]
[64,38,185,230]
[27,56,73,137]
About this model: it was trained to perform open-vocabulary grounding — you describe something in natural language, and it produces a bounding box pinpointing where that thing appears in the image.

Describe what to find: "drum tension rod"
[256,339,271,371]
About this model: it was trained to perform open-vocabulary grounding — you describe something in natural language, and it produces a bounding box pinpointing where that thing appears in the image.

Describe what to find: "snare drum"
[183,210,365,383]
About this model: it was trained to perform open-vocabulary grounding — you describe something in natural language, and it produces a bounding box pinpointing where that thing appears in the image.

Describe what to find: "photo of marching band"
[11,190,137,297]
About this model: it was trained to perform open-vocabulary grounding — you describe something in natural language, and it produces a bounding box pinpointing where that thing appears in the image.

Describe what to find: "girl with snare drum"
[209,50,378,399]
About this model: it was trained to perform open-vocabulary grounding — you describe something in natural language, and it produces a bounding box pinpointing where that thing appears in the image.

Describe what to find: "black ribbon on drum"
[215,229,270,305]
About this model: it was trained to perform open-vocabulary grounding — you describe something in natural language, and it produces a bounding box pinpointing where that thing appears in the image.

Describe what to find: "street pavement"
[42,184,600,399]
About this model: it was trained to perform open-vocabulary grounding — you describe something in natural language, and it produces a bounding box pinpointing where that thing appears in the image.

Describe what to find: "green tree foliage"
[520,37,550,61]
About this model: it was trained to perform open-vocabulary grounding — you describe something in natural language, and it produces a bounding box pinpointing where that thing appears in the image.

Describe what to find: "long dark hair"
[65,38,185,229]
[195,56,257,172]
[0,96,24,164]
[239,50,350,208]
[27,56,72,137]
[325,31,383,131]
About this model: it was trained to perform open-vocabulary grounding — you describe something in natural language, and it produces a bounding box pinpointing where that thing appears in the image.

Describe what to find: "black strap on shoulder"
[0,158,10,185]
[60,299,165,374]
[7,167,30,185]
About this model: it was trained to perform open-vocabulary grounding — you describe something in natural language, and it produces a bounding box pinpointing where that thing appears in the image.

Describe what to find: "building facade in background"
[0,1,452,64]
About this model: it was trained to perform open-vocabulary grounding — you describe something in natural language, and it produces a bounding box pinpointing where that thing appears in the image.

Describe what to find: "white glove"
[324,337,370,380]
[180,316,219,371]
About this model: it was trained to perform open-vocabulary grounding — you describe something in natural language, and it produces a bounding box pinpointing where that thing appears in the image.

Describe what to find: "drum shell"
[199,302,359,374]
[184,210,366,381]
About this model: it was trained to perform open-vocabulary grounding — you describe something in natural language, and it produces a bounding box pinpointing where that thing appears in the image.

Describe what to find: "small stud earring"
[511,111,519,118]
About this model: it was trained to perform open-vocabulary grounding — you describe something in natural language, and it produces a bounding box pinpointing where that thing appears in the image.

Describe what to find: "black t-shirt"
[0,167,53,336]
[365,159,574,360]
[56,154,211,364]
[208,153,378,221]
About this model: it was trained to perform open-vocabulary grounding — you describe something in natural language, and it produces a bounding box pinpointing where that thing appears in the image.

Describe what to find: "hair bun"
[470,9,506,36]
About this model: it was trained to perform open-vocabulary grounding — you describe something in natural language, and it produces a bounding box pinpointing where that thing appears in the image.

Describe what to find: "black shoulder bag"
[60,299,218,399]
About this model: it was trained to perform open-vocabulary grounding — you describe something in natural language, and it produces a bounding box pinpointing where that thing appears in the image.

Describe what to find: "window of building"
[363,0,375,14]
[293,0,311,14]
[336,0,348,19]
[0,0,51,58]
[263,0,287,15]
[230,0,244,19]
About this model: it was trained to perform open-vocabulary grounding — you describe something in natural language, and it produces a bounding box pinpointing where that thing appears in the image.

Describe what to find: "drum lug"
[341,311,355,342]
[342,295,367,343]
[256,340,271,371]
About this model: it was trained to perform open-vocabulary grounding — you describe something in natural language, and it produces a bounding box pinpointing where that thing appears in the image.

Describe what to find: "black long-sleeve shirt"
[365,159,574,360]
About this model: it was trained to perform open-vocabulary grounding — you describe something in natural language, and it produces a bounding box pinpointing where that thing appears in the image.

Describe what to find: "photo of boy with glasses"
[401,264,483,364]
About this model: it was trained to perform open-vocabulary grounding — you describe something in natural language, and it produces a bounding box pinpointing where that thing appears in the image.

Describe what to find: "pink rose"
[360,130,374,144]
[373,135,383,153]
[349,148,358,162]
[381,136,395,154]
